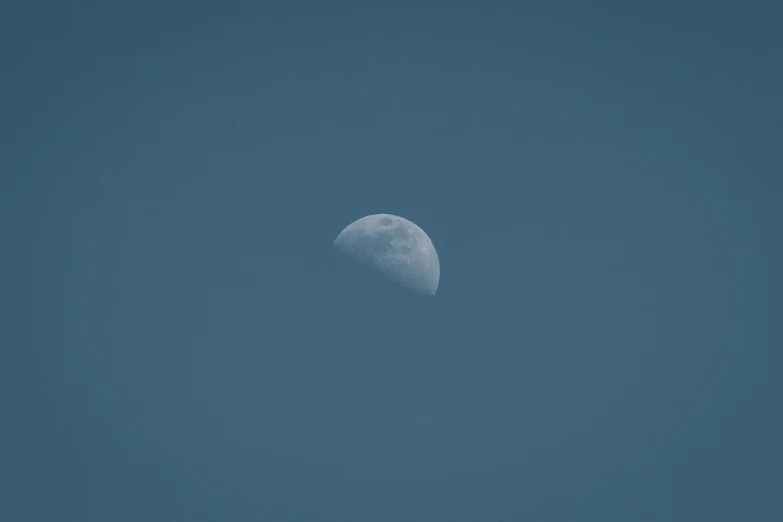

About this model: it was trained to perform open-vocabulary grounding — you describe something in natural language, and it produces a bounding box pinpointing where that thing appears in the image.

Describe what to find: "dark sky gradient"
[2,2,780,521]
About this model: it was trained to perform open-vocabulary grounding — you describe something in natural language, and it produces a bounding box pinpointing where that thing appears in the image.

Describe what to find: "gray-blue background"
[2,2,780,521]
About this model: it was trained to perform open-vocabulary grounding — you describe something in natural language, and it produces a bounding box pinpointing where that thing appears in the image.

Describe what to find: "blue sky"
[2,2,780,521]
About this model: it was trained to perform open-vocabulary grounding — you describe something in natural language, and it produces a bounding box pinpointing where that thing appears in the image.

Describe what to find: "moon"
[333,214,440,296]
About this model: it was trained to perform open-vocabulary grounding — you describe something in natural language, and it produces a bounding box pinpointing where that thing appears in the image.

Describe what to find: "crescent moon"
[333,214,440,296]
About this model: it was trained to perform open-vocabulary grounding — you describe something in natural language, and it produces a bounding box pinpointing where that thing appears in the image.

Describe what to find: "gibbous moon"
[333,214,440,296]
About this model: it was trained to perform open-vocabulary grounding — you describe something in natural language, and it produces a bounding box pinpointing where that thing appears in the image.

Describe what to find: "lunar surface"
[333,214,440,296]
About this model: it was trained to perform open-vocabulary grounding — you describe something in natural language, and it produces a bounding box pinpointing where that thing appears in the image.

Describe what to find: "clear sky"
[2,2,780,521]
